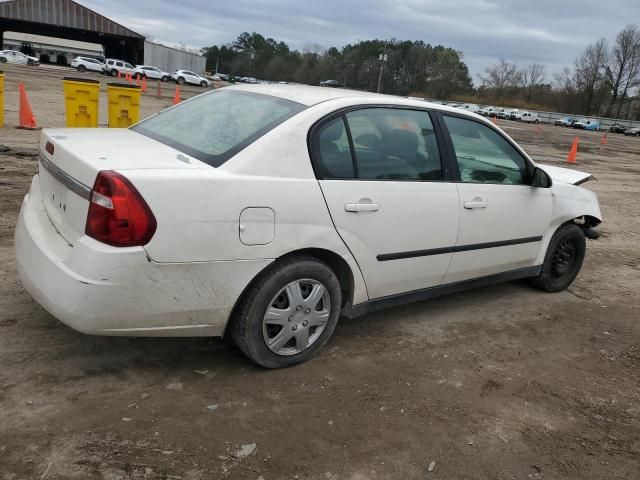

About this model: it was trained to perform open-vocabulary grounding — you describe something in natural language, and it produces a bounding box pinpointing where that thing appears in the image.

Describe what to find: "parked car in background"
[496,108,510,120]
[573,119,600,131]
[520,112,540,123]
[15,85,602,368]
[70,56,103,73]
[102,58,135,77]
[172,70,210,87]
[624,126,640,136]
[508,109,520,120]
[134,65,171,81]
[0,49,39,65]
[609,123,628,134]
[477,106,498,117]
[459,103,480,113]
[320,79,340,87]
[555,116,575,127]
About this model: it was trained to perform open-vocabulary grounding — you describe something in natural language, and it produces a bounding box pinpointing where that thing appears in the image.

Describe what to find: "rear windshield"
[132,90,305,167]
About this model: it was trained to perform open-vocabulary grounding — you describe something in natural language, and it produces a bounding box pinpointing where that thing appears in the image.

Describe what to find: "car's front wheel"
[77,64,86,72]
[530,223,586,292]
[200,80,207,87]
[0,57,6,64]
[161,75,169,82]
[231,256,342,368]
[177,77,185,85]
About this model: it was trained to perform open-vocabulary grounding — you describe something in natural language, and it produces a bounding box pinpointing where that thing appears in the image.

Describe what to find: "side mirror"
[531,167,552,188]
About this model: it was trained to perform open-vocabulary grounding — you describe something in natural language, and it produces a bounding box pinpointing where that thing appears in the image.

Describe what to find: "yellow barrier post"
[107,83,141,128]
[62,77,99,128]
[0,71,4,128]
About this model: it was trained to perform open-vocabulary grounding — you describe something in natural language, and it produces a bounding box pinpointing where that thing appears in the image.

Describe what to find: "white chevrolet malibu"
[15,85,602,368]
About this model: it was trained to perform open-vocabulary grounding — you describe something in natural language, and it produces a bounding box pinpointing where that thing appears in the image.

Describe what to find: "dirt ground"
[0,63,639,480]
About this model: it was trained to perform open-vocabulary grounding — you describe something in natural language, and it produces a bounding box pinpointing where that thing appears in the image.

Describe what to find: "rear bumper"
[15,175,272,337]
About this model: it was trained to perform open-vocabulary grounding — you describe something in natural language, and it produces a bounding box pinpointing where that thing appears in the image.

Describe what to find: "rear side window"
[132,90,305,167]
[313,107,443,181]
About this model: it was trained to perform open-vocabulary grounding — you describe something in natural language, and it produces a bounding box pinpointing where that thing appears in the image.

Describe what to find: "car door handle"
[345,202,381,212]
[463,199,488,209]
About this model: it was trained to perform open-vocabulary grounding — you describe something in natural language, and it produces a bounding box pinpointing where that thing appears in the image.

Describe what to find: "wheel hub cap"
[262,279,330,356]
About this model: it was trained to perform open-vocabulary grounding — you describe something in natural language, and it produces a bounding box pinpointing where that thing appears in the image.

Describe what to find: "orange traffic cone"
[141,76,148,93]
[173,86,181,105]
[117,70,122,79]
[156,81,162,98]
[135,75,141,86]
[17,82,37,129]
[600,132,607,146]
[567,136,579,164]
[491,116,497,124]
[126,72,132,83]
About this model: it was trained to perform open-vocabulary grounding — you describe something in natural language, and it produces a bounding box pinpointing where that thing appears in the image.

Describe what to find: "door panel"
[313,108,460,300]
[321,180,459,298]
[440,114,552,284]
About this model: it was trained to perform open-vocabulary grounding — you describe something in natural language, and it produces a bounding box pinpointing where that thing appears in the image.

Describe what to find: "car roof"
[224,84,472,112]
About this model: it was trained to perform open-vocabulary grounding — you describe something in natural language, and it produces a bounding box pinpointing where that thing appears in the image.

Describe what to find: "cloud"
[81,0,636,78]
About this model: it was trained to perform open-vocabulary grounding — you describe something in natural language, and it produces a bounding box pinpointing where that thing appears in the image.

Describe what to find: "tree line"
[202,32,473,99]
[202,26,640,120]
[475,25,640,119]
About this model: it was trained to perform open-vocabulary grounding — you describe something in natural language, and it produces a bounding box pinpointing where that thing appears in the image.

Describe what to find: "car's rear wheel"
[530,223,586,293]
[0,57,6,63]
[231,256,342,368]
[78,64,86,72]
[110,69,118,77]
[161,75,169,82]
[177,77,185,85]
[200,80,207,87]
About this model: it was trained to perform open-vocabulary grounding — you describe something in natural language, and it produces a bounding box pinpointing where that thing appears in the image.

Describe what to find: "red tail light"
[85,170,157,247]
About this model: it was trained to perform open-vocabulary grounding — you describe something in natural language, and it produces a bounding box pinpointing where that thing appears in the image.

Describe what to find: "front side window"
[132,90,305,167]
[346,108,442,181]
[443,115,528,185]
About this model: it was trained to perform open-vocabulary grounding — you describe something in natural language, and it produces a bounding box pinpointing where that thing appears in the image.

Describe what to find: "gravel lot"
[1,63,639,480]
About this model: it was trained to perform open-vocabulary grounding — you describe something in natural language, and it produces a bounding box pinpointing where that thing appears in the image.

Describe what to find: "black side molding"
[342,265,542,319]
[377,236,543,261]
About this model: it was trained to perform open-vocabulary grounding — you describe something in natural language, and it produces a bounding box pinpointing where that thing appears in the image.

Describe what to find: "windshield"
[132,90,305,167]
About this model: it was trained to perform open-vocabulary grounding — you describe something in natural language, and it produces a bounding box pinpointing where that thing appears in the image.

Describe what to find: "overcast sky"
[83,0,636,81]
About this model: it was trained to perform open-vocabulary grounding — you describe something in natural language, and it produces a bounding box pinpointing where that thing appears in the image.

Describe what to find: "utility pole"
[377,52,387,93]
[248,51,255,77]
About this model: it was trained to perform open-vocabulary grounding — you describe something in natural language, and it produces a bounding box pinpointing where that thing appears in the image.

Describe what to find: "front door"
[439,114,552,284]
[313,107,460,300]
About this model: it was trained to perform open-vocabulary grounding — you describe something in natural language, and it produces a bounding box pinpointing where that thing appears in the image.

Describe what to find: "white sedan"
[172,69,210,87]
[15,85,602,368]
[0,50,39,65]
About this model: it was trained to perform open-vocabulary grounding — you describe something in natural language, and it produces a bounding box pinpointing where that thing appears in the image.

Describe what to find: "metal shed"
[0,0,144,64]
[144,41,206,74]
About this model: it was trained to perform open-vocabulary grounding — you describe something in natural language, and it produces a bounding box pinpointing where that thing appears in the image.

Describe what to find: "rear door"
[312,107,460,299]
[438,113,552,284]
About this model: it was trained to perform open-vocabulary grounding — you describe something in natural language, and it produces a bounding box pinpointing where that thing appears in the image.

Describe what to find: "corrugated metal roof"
[0,0,143,38]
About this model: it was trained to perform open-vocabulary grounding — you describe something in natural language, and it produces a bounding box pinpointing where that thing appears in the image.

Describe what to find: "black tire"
[530,223,586,292]
[77,64,86,72]
[161,75,169,82]
[0,57,6,63]
[230,256,342,368]
[27,59,34,66]
[200,80,207,87]
[110,69,118,77]
[177,77,185,85]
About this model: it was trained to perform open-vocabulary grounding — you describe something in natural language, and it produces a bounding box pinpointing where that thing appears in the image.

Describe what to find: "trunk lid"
[38,128,209,245]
